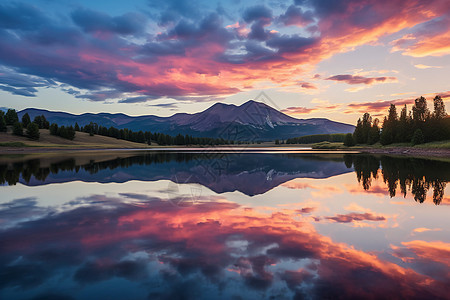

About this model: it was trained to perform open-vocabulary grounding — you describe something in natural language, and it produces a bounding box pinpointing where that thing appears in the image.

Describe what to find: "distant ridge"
[17,100,354,140]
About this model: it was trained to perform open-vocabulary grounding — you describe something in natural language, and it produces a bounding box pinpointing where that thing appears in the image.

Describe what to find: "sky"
[0,0,449,124]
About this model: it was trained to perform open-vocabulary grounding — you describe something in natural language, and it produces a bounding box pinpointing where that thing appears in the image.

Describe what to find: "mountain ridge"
[17,100,354,140]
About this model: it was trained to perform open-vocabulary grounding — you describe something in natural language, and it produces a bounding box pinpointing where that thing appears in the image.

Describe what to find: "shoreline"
[0,145,449,158]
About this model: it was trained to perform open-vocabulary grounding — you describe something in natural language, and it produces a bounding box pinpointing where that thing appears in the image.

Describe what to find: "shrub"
[343,133,355,147]
[412,129,425,145]
[12,121,23,136]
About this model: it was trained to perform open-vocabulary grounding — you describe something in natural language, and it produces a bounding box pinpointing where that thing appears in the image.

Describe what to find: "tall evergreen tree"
[412,96,429,123]
[5,109,19,125]
[353,118,364,144]
[0,112,6,132]
[361,113,372,144]
[368,118,380,145]
[12,121,23,136]
[26,123,40,140]
[396,105,409,142]
[433,95,447,119]
[344,133,355,146]
[380,117,392,145]
[22,113,31,128]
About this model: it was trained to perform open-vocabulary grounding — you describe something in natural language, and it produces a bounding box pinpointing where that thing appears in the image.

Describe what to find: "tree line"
[80,121,234,146]
[345,95,449,146]
[286,133,346,144]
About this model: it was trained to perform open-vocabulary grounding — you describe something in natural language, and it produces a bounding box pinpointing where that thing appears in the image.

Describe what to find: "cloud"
[326,74,397,85]
[281,106,316,114]
[71,8,147,35]
[278,5,314,27]
[0,2,48,30]
[118,95,160,104]
[0,66,57,97]
[326,212,386,223]
[0,194,447,299]
[414,64,443,69]
[0,0,448,103]
[242,5,273,24]
[298,81,317,89]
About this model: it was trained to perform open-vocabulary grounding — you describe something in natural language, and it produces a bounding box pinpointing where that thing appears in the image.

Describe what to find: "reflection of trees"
[346,154,449,205]
[0,153,197,186]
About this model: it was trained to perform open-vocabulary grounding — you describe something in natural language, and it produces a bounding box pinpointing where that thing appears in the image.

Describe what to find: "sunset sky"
[0,0,449,123]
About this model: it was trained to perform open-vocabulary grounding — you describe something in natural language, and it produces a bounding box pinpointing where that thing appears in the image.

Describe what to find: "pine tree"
[396,105,409,142]
[0,112,6,132]
[412,129,424,145]
[412,96,429,123]
[344,133,355,147]
[26,123,40,140]
[49,123,58,135]
[22,113,31,128]
[380,117,392,145]
[5,109,19,125]
[368,118,380,145]
[75,122,80,131]
[12,121,23,136]
[353,118,364,144]
[433,95,447,119]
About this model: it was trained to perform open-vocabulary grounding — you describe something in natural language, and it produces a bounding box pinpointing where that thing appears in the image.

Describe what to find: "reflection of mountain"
[1,152,352,196]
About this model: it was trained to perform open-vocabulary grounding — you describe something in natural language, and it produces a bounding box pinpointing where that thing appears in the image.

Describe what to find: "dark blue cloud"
[0,67,57,97]
[278,5,314,26]
[243,5,273,24]
[0,2,48,30]
[118,95,160,104]
[248,20,272,41]
[266,34,317,53]
[71,8,147,35]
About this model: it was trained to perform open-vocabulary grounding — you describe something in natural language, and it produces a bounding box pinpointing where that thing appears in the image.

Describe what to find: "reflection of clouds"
[325,212,386,223]
[0,194,448,299]
[0,197,53,229]
[392,241,450,287]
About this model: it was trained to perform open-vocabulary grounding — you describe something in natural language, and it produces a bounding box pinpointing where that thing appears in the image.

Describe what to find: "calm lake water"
[0,150,449,300]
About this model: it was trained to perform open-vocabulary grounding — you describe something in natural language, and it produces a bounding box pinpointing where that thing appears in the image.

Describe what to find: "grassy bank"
[310,140,450,150]
[0,130,154,150]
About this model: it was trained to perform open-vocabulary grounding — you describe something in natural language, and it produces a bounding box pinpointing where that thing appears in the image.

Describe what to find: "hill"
[17,100,354,141]
[0,129,152,149]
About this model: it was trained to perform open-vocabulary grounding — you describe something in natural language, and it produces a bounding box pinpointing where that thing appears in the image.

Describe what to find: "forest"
[346,95,449,146]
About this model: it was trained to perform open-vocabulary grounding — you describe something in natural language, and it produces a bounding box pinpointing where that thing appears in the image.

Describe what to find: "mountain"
[17,100,354,140]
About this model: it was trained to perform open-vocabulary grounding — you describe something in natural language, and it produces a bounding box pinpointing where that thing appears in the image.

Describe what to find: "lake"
[0,150,449,300]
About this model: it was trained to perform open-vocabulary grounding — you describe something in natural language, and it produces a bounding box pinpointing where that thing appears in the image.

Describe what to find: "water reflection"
[0,193,448,299]
[1,152,448,203]
[0,151,449,299]
[345,155,449,205]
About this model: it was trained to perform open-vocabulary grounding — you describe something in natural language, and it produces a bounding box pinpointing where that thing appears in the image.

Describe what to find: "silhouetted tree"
[433,95,447,119]
[368,118,380,144]
[49,123,58,135]
[12,121,23,136]
[396,105,410,142]
[0,112,6,132]
[353,118,364,144]
[411,129,424,145]
[26,123,40,140]
[5,109,19,125]
[344,133,355,146]
[22,113,31,128]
